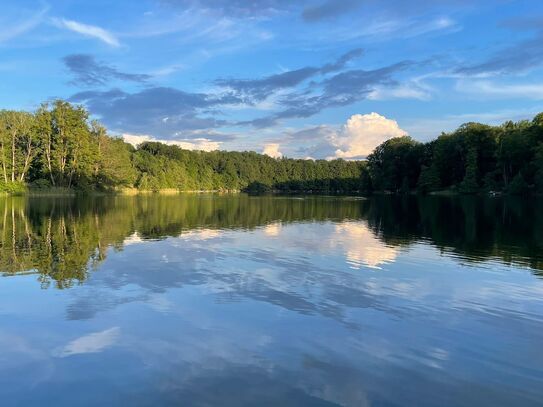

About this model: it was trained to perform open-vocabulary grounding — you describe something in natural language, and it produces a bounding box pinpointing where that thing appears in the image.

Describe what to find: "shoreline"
[0,188,536,198]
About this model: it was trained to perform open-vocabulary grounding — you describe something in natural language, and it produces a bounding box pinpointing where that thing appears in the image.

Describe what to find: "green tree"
[506,173,530,195]
[50,100,96,187]
[417,165,440,193]
[459,147,479,194]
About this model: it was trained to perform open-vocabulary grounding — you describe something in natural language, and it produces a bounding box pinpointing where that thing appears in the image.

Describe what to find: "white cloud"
[456,80,543,100]
[124,231,144,246]
[368,83,431,101]
[56,327,120,357]
[0,6,48,43]
[405,17,459,38]
[331,113,407,159]
[122,134,221,152]
[53,18,120,47]
[283,113,408,159]
[178,229,221,240]
[308,15,459,45]
[263,222,281,237]
[262,143,283,158]
[403,107,543,140]
[333,223,398,269]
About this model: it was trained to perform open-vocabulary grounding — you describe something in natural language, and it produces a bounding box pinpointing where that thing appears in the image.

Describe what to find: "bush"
[244,182,272,193]
[29,179,52,190]
[0,181,27,195]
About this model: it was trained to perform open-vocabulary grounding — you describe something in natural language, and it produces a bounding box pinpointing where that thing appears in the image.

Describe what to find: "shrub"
[0,181,27,195]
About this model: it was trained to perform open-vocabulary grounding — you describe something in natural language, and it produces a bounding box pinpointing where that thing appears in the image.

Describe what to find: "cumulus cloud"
[123,133,221,151]
[289,113,407,159]
[333,222,398,268]
[332,113,407,159]
[63,54,151,86]
[53,18,120,47]
[262,143,283,158]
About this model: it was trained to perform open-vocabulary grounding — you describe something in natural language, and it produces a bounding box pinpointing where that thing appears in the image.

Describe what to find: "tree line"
[1,99,542,194]
[367,114,543,195]
[0,100,364,193]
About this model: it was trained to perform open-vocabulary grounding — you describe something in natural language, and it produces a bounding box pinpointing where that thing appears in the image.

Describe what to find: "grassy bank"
[0,184,243,197]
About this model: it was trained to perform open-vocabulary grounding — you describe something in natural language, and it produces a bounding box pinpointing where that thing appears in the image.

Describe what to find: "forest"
[0,99,542,195]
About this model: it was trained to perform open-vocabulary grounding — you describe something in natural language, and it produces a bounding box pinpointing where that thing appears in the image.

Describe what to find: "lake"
[0,194,542,406]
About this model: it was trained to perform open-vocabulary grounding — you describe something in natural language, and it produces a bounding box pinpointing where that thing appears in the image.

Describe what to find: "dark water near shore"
[0,194,542,406]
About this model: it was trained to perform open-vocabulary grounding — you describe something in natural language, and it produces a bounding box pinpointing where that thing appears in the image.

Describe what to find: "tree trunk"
[11,130,15,182]
[19,138,32,182]
[45,136,55,186]
[0,141,7,182]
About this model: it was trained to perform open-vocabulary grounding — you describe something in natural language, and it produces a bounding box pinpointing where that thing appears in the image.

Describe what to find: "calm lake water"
[0,194,542,406]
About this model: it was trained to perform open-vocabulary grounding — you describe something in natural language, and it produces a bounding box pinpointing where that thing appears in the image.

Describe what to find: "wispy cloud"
[215,48,362,102]
[69,87,235,137]
[159,0,295,18]
[243,61,412,127]
[52,18,120,47]
[302,0,360,22]
[63,54,151,86]
[69,50,397,137]
[56,327,120,357]
[403,107,543,140]
[456,80,543,100]
[455,29,543,76]
[368,76,434,101]
[0,5,49,43]
[307,15,459,45]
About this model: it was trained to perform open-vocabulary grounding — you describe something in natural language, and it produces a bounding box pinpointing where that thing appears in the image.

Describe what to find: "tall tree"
[50,100,96,187]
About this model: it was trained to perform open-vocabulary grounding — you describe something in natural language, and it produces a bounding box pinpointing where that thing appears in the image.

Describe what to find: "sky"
[1,0,543,159]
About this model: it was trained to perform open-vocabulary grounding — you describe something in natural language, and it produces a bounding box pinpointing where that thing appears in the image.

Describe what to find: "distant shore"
[0,188,243,197]
[0,186,528,198]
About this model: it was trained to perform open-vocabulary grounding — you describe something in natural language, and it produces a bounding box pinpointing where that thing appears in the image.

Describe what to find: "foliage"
[417,165,440,193]
[459,147,479,194]
[0,99,542,195]
[0,180,26,194]
[369,116,543,195]
[367,136,423,192]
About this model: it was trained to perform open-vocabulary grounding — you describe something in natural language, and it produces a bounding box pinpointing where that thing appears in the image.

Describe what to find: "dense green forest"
[367,114,543,195]
[1,99,542,194]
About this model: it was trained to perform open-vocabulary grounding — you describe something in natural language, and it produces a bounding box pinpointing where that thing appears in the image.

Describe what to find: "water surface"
[0,194,542,406]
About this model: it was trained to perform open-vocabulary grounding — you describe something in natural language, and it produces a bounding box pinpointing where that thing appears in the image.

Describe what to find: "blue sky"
[1,0,543,158]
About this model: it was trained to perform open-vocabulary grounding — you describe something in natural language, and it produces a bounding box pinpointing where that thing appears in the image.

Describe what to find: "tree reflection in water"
[0,194,542,288]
